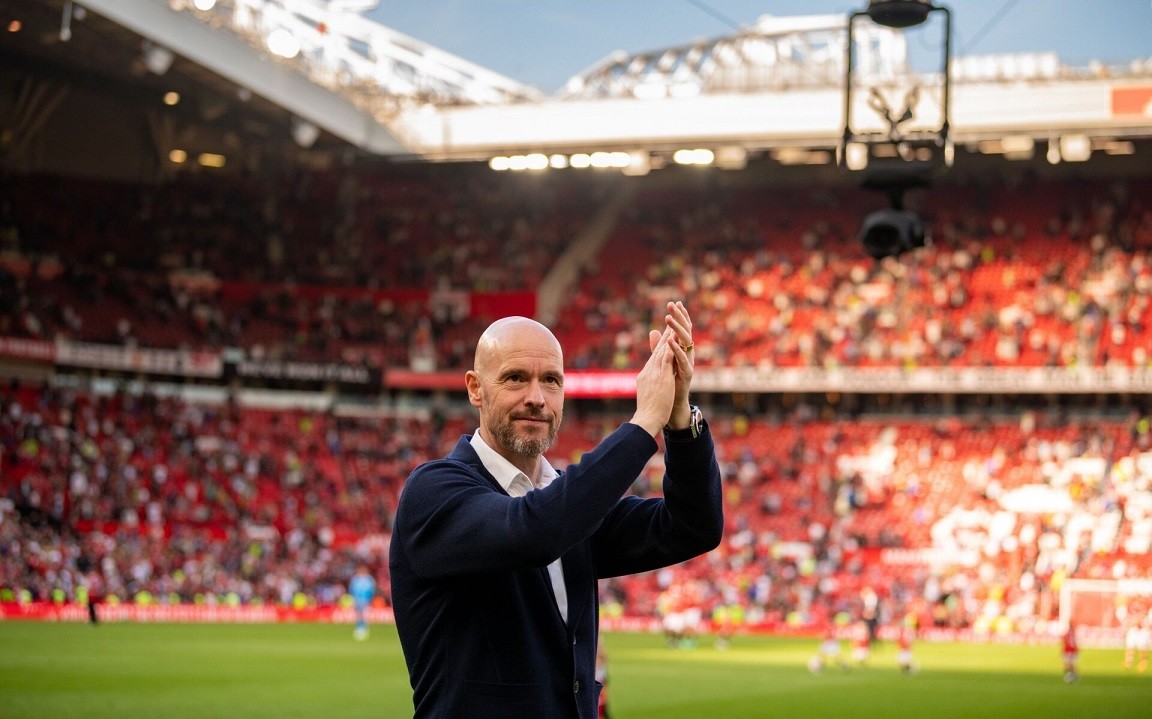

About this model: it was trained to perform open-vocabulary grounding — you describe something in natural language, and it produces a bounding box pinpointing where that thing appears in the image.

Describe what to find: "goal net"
[1060,578,1152,645]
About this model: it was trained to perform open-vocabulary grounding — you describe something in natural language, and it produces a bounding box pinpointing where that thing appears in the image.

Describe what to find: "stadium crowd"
[2,166,1152,640]
[2,171,1151,372]
[556,177,1152,370]
[3,378,1150,637]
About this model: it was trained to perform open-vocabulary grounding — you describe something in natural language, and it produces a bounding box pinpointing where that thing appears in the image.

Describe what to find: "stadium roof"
[3,0,1152,178]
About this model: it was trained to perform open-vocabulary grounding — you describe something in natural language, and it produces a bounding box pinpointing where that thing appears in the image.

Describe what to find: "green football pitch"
[1,622,1148,718]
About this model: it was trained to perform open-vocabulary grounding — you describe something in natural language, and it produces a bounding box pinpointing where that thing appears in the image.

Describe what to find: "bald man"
[390,302,723,719]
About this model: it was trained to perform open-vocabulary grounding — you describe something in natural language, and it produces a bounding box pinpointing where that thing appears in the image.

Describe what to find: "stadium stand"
[4,171,1151,374]
[3,372,1150,639]
[2,0,1151,653]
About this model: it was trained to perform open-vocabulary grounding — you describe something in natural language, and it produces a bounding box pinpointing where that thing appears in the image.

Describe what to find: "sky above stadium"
[368,0,1152,94]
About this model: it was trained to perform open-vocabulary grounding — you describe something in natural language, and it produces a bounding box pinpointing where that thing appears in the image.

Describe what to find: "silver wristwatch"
[664,405,704,439]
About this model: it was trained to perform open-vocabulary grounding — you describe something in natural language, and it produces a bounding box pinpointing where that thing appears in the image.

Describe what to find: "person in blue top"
[348,564,376,640]
[390,301,723,719]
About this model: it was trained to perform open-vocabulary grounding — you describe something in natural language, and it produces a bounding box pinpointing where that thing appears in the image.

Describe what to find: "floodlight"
[1059,134,1091,162]
[143,44,174,76]
[291,118,320,148]
[267,28,301,59]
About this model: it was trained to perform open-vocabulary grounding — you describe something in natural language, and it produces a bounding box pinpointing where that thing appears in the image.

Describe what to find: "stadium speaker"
[858,207,925,260]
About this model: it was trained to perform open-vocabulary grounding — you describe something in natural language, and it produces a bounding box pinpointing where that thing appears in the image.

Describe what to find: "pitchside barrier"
[1,602,1129,648]
[0,602,394,625]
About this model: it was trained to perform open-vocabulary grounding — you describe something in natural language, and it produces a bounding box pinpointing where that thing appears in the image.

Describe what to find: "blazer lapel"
[447,435,504,492]
[454,438,587,629]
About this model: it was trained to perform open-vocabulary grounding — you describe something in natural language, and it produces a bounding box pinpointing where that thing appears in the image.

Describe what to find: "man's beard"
[489,411,560,457]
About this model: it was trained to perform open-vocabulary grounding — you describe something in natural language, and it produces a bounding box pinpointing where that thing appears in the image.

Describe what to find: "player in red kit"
[897,625,918,674]
[1123,602,1150,673]
[1062,622,1079,683]
[850,620,872,667]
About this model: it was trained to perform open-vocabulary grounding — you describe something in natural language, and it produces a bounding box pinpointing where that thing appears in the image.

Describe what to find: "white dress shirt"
[470,432,568,624]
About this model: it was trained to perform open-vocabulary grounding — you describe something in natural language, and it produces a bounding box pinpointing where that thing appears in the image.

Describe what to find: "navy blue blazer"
[390,421,723,719]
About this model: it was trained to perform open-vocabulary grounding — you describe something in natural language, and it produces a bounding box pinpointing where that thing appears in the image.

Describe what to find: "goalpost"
[1060,578,1152,646]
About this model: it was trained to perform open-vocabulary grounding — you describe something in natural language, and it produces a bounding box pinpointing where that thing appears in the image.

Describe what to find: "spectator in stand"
[389,303,723,719]
[348,564,376,640]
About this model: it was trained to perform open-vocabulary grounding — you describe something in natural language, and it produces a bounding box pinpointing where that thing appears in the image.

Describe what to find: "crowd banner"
[386,366,1152,395]
[0,337,57,362]
[55,341,224,377]
[692,366,1152,394]
[232,358,379,387]
[7,334,1152,395]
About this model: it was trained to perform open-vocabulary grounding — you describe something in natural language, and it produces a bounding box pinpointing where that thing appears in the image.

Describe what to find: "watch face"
[665,406,703,437]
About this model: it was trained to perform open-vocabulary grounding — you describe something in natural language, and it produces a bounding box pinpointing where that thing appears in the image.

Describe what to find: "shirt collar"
[470,431,558,491]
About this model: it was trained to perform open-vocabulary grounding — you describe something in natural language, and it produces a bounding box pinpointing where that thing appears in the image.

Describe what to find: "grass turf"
[1,622,1148,718]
